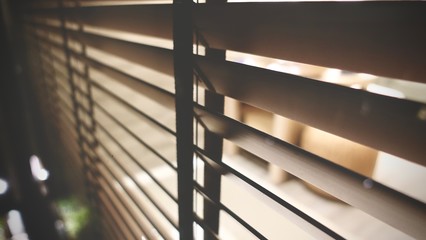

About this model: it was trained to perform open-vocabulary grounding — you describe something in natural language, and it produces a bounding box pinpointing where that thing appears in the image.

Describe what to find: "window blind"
[22,0,425,239]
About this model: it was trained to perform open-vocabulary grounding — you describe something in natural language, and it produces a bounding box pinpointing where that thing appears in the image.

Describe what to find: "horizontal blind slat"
[196,56,426,166]
[67,30,174,75]
[71,53,175,110]
[194,104,426,239]
[194,183,269,240]
[195,149,342,240]
[93,102,177,170]
[64,4,172,40]
[96,121,178,203]
[97,141,179,228]
[97,158,174,240]
[91,79,176,135]
[194,2,426,83]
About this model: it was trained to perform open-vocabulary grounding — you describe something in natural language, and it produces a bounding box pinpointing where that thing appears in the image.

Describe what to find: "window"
[23,1,426,239]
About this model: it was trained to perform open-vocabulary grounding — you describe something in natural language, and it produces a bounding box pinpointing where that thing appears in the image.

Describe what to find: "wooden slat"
[71,53,175,110]
[194,2,426,83]
[98,189,141,240]
[196,151,341,240]
[100,205,129,240]
[96,139,179,228]
[91,79,175,135]
[67,30,174,75]
[196,56,426,167]
[64,4,172,40]
[194,104,426,239]
[97,166,168,240]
